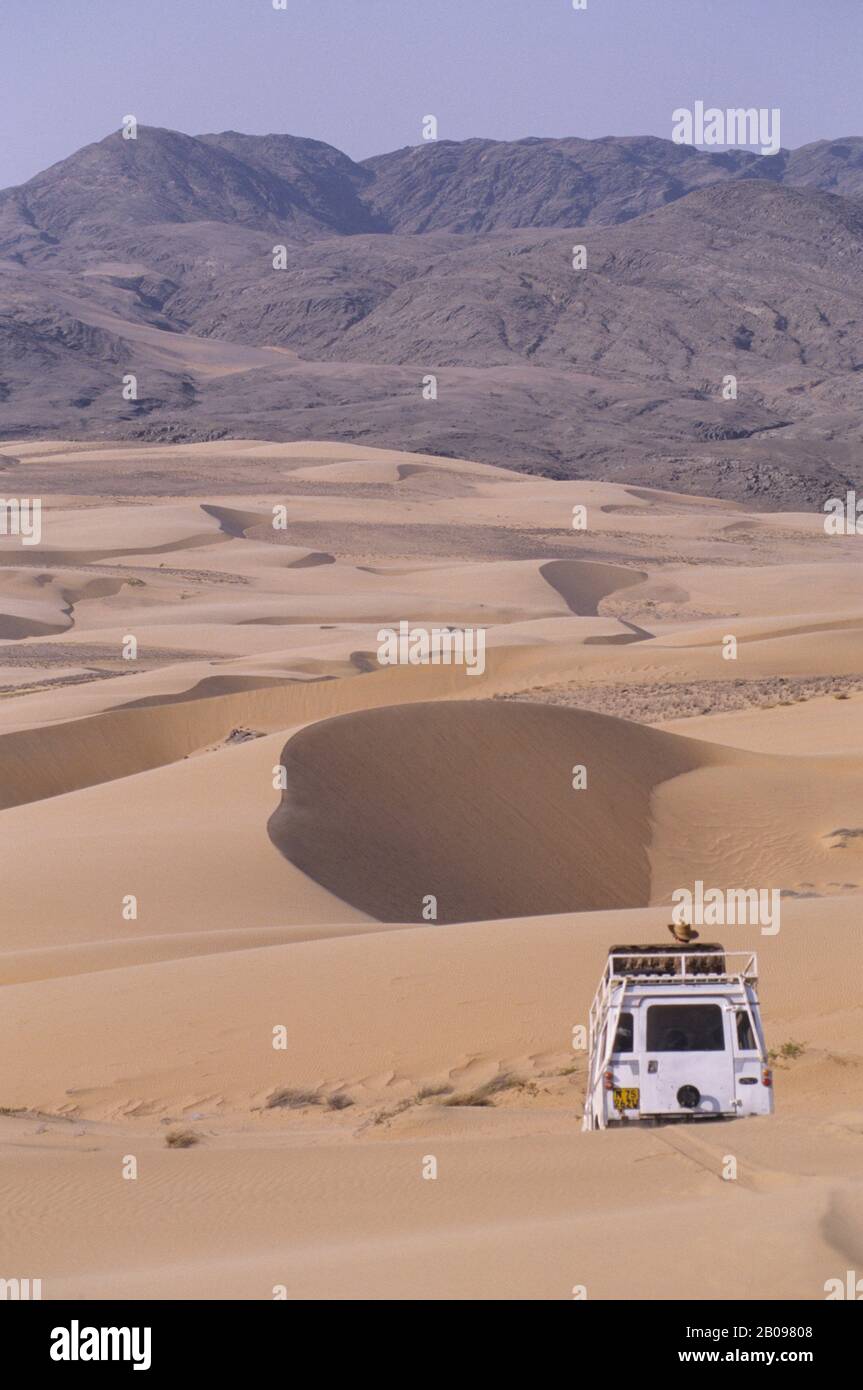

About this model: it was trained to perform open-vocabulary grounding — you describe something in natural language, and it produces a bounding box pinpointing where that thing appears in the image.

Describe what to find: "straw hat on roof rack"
[667,920,700,944]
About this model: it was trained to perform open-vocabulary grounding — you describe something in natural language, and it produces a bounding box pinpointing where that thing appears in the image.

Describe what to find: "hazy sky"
[2,0,861,189]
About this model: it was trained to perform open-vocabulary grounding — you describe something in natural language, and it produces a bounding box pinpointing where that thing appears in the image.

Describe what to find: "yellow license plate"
[613,1087,640,1112]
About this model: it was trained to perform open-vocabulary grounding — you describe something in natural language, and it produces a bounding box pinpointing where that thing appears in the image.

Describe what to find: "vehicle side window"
[646,1004,725,1052]
[613,1012,634,1054]
[736,1011,756,1051]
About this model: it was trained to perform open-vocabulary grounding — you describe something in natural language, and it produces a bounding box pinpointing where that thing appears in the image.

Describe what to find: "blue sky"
[2,0,861,188]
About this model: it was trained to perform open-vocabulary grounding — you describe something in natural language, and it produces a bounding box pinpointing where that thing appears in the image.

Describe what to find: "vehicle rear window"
[646,1004,725,1052]
[736,1011,756,1050]
[612,1012,634,1053]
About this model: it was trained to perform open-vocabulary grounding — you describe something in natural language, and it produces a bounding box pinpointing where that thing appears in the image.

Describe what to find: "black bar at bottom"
[5,1298,857,1374]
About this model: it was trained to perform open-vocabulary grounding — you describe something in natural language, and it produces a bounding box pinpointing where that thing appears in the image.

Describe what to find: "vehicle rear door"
[640,1000,735,1115]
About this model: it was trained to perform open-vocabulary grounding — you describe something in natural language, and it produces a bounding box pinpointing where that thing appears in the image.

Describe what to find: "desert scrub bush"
[266,1087,321,1110]
[165,1129,200,1148]
[368,1099,412,1127]
[443,1072,520,1107]
[415,1083,454,1102]
[327,1093,354,1110]
[768,1040,807,1063]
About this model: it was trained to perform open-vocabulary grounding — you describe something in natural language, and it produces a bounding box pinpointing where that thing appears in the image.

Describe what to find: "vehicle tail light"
[762,1066,773,1087]
[603,1069,614,1091]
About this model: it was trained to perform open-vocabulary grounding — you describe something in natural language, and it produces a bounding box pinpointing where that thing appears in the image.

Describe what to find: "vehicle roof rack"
[603,945,759,982]
[607,944,728,977]
[608,943,725,956]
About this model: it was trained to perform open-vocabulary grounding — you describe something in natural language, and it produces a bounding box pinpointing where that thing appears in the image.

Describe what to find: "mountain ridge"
[3,126,863,504]
[7,126,863,250]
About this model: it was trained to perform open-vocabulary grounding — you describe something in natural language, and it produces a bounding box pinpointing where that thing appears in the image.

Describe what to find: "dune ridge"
[268,699,729,921]
[1,439,862,1301]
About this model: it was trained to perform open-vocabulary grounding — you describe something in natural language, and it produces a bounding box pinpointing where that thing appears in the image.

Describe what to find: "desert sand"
[1,439,862,1299]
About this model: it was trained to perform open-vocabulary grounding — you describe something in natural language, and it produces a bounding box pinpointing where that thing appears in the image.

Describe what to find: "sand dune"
[1,1117,859,1301]
[1,438,862,1301]
[660,690,863,755]
[268,700,725,921]
[539,559,648,615]
[268,698,863,921]
[0,570,128,638]
[1,897,861,1299]
[2,897,860,1117]
[0,643,580,807]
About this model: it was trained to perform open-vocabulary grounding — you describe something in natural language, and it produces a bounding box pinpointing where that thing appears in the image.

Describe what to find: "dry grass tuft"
[443,1072,520,1107]
[165,1129,200,1148]
[266,1087,322,1110]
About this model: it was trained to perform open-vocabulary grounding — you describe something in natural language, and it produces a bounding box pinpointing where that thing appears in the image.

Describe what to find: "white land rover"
[583,944,773,1130]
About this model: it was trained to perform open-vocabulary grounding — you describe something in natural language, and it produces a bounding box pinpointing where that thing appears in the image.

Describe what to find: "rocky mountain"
[361,135,773,233]
[2,125,863,504]
[782,137,863,199]
[0,128,382,259]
